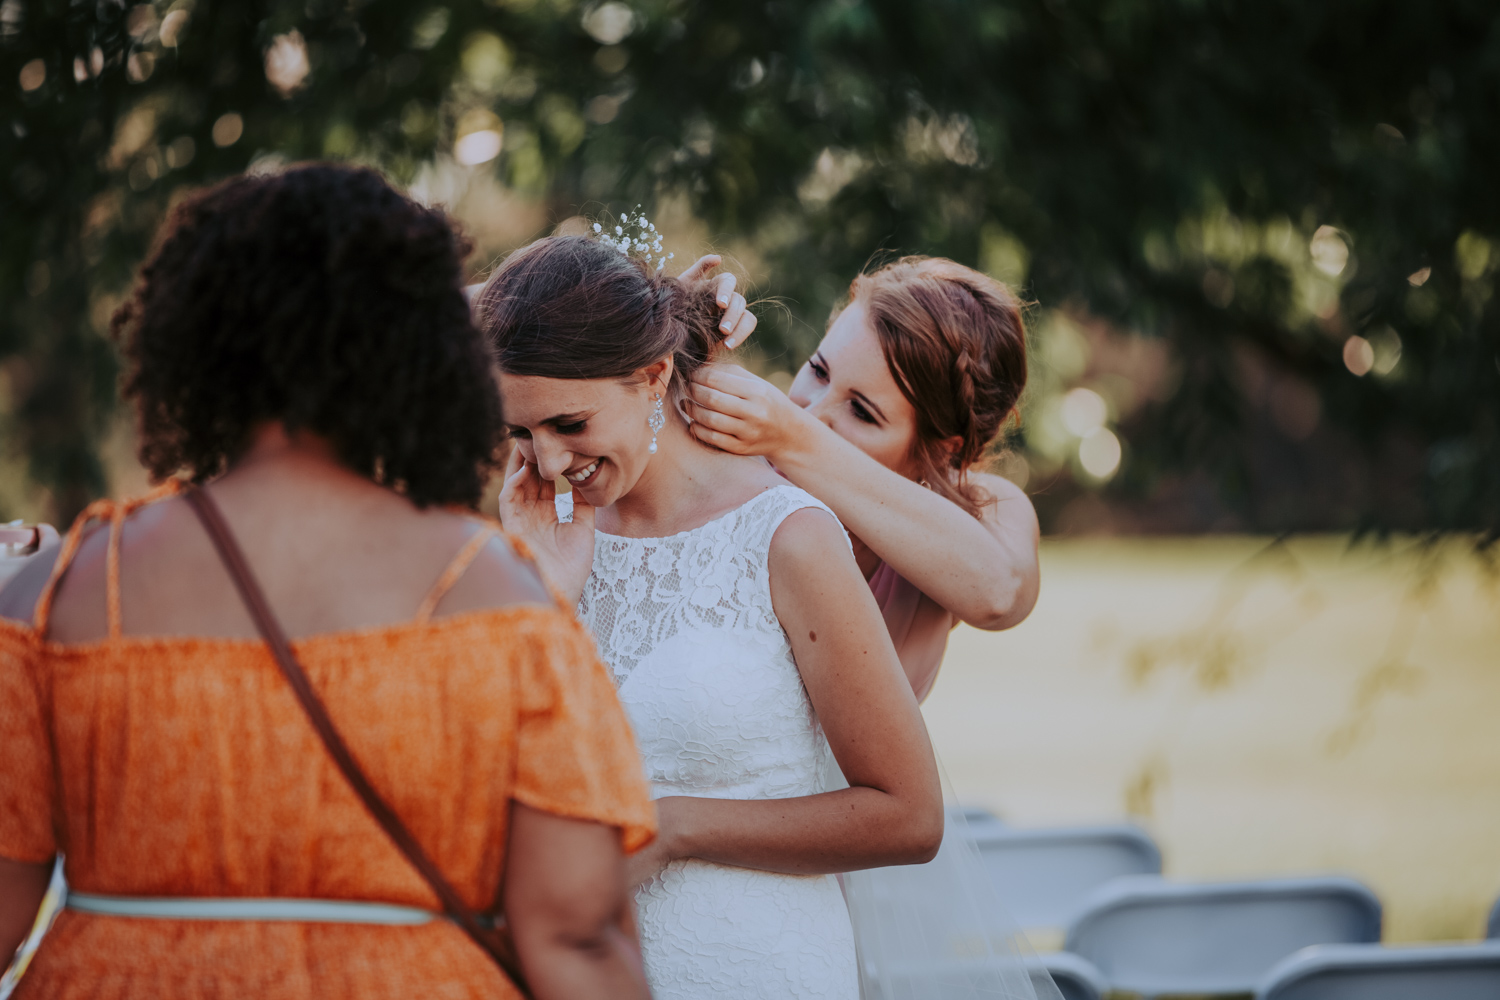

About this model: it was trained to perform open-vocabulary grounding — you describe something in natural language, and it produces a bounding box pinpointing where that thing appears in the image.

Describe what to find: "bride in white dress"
[478,230,944,999]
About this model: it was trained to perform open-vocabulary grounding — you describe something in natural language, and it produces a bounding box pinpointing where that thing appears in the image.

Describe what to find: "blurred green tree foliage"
[2,0,1496,533]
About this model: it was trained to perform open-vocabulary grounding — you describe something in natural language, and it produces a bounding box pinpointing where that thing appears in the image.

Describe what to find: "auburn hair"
[846,256,1027,517]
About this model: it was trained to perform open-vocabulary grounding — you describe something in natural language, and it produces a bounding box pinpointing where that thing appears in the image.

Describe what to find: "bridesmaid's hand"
[685,364,820,460]
[678,255,756,349]
[497,449,596,609]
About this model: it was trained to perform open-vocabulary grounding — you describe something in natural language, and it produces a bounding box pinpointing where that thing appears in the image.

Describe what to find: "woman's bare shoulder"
[971,472,1039,529]
[766,504,854,586]
[430,517,554,618]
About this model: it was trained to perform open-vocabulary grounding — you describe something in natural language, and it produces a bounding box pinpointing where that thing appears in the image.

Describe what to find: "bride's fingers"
[678,254,721,283]
[502,457,548,508]
[568,495,596,531]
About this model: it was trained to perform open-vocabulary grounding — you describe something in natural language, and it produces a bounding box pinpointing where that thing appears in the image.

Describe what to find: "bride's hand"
[678,255,756,349]
[497,448,596,608]
[685,364,819,460]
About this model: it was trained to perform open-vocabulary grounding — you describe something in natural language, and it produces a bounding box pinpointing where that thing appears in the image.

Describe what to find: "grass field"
[924,535,1500,943]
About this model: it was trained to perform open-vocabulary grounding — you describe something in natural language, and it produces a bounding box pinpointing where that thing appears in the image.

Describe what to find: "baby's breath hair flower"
[590,205,675,272]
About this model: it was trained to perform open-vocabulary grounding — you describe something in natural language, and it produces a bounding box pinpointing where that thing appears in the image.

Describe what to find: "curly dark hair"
[110,164,504,508]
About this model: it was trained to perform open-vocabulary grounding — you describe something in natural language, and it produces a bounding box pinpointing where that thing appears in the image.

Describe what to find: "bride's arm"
[688,365,1040,630]
[638,508,943,879]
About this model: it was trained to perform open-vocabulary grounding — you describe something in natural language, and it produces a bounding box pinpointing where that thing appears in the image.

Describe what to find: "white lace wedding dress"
[576,484,859,999]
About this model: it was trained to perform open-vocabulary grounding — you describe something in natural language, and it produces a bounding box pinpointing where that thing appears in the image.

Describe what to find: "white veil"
[835,763,1065,1000]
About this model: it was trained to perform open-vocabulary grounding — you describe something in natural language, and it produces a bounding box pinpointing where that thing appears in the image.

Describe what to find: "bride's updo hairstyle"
[846,257,1028,518]
[474,235,723,405]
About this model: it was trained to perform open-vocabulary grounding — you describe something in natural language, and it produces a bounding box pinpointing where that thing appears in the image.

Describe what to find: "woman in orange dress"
[0,165,655,999]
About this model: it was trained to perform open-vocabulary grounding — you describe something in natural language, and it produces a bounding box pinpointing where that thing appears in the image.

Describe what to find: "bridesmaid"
[687,255,1040,699]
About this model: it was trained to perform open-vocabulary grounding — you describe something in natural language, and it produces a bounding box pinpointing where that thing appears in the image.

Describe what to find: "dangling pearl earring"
[647,393,665,454]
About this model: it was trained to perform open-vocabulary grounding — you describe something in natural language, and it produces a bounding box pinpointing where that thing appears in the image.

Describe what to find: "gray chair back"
[1064,875,1381,997]
[1487,893,1499,939]
[973,824,1161,929]
[1255,941,1500,1000]
[958,805,1005,835]
[867,954,1101,1000]
[1039,951,1107,1000]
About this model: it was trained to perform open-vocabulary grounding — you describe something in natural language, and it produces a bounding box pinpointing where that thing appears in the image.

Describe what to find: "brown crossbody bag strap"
[184,486,530,995]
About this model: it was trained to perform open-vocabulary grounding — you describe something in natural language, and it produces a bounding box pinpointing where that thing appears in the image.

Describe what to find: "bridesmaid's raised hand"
[497,448,596,608]
[686,364,819,459]
[678,255,756,349]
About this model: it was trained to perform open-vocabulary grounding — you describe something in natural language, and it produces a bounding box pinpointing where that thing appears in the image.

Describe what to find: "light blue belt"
[66,892,437,926]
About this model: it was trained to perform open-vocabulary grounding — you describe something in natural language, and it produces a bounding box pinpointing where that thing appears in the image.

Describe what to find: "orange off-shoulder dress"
[0,491,656,999]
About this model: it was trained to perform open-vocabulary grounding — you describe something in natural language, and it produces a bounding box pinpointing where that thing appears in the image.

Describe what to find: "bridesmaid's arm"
[688,365,1040,630]
[633,508,943,881]
[0,856,50,968]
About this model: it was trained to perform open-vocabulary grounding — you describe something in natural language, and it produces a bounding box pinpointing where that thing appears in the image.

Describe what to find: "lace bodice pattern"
[577,484,858,999]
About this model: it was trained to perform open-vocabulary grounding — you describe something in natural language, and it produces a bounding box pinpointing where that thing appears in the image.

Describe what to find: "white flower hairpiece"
[592,205,673,272]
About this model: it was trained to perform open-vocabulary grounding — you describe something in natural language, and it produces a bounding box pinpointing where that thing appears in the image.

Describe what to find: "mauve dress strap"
[867,560,957,703]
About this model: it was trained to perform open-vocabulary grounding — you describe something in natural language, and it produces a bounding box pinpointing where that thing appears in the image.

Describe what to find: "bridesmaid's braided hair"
[846,257,1028,517]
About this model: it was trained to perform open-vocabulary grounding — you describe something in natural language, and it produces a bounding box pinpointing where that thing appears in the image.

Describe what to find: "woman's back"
[42,441,549,643]
[0,450,656,999]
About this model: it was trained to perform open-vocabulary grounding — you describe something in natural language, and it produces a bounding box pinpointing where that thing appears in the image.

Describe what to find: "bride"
[476,226,943,999]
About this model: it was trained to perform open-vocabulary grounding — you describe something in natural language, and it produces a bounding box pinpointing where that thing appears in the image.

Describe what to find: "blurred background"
[1,0,1497,957]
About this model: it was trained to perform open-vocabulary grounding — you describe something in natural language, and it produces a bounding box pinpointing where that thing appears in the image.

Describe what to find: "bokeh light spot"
[1310,225,1349,277]
[582,2,635,45]
[455,129,502,165]
[1078,428,1122,480]
[1371,328,1402,376]
[265,30,311,97]
[1061,387,1108,437]
[160,9,189,47]
[18,58,44,92]
[212,112,244,147]
[1343,335,1375,376]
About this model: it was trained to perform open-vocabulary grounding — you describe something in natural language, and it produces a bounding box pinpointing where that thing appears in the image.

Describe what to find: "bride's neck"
[605,412,759,537]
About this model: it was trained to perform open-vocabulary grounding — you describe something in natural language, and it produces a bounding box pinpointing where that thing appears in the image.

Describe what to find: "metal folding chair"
[1039,950,1107,1000]
[1254,941,1500,1000]
[1064,874,1382,998]
[973,824,1161,930]
[863,952,1104,1000]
